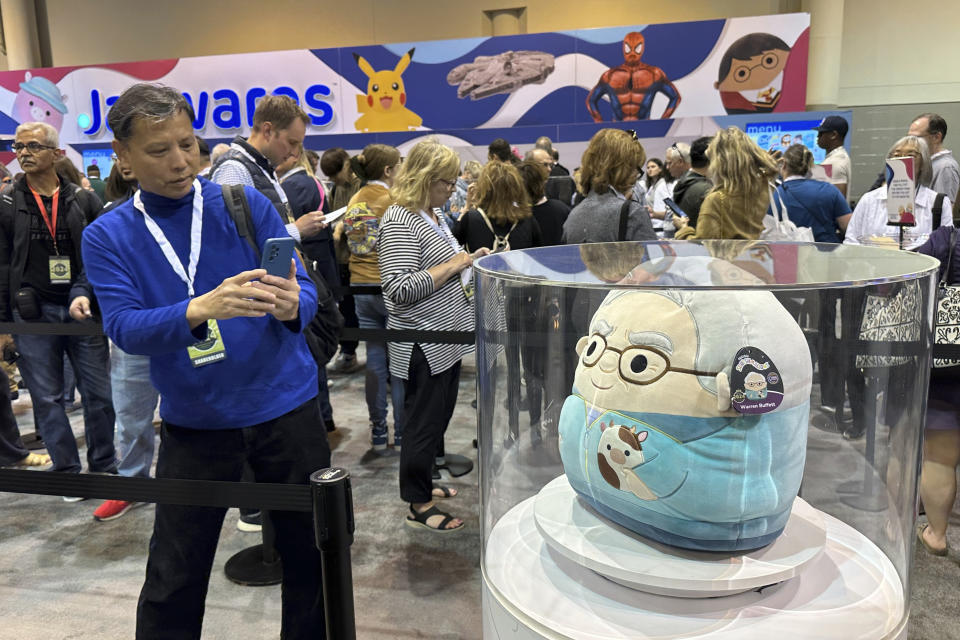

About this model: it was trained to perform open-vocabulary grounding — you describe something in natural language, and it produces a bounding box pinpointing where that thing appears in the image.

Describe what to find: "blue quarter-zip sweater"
[82,177,318,430]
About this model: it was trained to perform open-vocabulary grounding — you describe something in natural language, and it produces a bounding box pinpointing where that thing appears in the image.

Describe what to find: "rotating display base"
[533,475,827,598]
[483,488,906,639]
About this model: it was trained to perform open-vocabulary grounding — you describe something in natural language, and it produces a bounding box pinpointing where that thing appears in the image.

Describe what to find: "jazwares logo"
[79,84,335,135]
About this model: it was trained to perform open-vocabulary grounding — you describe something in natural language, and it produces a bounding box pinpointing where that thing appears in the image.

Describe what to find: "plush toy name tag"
[49,256,71,284]
[187,319,227,367]
[730,346,784,414]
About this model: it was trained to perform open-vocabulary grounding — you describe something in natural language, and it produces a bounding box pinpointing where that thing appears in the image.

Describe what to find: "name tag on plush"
[186,319,227,367]
[48,256,71,284]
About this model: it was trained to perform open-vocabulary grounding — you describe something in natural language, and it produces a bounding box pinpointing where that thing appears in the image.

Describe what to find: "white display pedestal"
[483,483,906,640]
[533,476,827,597]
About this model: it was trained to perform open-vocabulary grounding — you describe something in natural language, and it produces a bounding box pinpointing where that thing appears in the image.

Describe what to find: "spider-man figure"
[586,32,680,122]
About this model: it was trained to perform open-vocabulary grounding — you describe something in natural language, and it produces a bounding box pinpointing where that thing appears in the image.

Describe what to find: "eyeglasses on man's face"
[12,141,56,154]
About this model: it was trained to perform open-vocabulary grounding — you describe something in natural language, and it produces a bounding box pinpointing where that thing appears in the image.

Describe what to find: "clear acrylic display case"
[473,241,938,640]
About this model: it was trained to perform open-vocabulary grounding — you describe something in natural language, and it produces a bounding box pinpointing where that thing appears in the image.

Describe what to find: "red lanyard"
[29,185,60,252]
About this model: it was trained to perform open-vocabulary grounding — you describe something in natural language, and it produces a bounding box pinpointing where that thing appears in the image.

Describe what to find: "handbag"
[934,227,960,368]
[760,183,815,242]
[856,280,921,369]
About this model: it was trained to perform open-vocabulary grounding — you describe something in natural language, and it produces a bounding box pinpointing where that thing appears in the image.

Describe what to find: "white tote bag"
[760,183,815,242]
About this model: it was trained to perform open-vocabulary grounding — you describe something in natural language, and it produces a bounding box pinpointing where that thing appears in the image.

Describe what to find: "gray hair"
[887,135,932,187]
[107,83,196,143]
[15,121,58,147]
[666,142,691,164]
[535,136,554,152]
[210,143,231,164]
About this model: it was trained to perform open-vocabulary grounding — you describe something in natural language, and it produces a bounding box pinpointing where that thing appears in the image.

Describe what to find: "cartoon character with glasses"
[557,289,813,551]
[714,33,792,115]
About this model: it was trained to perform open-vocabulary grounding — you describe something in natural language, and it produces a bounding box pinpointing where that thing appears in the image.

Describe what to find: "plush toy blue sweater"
[82,177,318,430]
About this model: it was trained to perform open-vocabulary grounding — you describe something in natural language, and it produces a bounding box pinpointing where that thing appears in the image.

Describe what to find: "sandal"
[917,522,949,557]
[431,485,458,499]
[12,452,51,468]
[405,504,464,533]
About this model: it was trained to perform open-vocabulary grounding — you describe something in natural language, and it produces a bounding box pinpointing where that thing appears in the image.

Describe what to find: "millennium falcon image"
[447,50,555,100]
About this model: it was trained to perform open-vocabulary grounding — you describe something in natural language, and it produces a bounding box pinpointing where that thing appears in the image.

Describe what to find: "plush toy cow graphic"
[597,423,657,501]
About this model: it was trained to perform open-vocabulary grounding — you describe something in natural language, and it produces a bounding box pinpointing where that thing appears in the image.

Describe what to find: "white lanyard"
[235,145,288,204]
[133,179,204,297]
[419,209,462,254]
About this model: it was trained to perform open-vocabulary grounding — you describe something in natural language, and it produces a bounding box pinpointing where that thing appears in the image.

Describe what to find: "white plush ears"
[576,336,588,356]
[715,372,730,411]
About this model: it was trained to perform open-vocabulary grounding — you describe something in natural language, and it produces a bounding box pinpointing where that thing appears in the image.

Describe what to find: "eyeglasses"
[437,178,457,189]
[12,141,56,154]
[580,334,719,385]
[625,129,639,142]
[731,52,780,84]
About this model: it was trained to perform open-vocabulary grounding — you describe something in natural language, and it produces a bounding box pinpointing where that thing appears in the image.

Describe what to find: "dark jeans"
[136,397,331,640]
[13,303,115,473]
[337,264,358,356]
[0,365,28,465]
[399,345,460,503]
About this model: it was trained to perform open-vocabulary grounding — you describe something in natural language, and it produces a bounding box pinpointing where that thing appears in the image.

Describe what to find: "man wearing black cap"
[815,116,851,198]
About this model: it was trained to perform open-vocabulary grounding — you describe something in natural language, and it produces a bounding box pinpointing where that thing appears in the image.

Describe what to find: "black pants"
[136,397,331,640]
[0,365,28,465]
[399,345,461,503]
[337,264,358,356]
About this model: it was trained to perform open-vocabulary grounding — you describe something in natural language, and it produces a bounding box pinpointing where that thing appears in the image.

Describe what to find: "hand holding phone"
[260,237,296,278]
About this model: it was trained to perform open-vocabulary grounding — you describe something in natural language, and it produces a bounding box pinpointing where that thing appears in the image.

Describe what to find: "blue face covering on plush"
[558,392,810,551]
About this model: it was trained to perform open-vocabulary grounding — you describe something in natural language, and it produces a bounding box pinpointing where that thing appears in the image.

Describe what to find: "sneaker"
[392,435,402,450]
[93,499,139,522]
[62,495,87,503]
[328,353,363,374]
[371,424,388,450]
[238,511,262,532]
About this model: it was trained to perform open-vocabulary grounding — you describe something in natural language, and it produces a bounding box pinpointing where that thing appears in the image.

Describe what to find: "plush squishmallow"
[558,289,812,551]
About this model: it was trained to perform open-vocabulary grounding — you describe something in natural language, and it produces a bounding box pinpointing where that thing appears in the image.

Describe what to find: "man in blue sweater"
[81,83,329,640]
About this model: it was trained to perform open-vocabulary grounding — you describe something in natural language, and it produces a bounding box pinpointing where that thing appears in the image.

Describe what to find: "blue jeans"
[136,397,330,640]
[111,343,159,479]
[13,303,116,473]
[355,294,404,435]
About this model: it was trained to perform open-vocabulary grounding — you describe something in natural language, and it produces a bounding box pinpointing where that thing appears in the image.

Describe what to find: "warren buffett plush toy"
[558,289,812,551]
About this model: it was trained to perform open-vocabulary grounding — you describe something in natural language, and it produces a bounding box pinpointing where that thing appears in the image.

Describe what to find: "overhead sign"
[0,13,808,155]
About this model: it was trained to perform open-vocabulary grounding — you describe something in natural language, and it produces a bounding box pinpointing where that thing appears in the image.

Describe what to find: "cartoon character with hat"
[12,72,68,132]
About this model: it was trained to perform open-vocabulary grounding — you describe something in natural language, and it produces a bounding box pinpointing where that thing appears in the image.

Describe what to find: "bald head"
[528,148,555,172]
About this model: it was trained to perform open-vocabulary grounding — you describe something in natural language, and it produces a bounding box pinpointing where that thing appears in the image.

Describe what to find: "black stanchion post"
[311,468,356,640]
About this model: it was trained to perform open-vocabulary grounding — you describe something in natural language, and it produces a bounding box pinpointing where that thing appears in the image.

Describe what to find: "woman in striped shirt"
[378,140,490,532]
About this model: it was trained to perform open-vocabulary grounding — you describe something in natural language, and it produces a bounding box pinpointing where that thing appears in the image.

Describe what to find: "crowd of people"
[0,80,958,634]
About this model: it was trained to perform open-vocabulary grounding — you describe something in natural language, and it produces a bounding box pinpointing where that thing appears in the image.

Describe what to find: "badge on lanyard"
[133,179,228,367]
[49,256,71,284]
[186,319,227,367]
[460,267,475,300]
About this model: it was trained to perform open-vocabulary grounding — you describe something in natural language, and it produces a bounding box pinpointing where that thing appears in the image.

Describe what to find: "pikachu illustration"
[353,48,423,132]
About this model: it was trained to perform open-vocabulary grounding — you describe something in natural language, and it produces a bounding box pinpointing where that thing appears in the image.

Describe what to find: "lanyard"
[418,209,462,254]
[29,184,61,253]
[133,179,204,297]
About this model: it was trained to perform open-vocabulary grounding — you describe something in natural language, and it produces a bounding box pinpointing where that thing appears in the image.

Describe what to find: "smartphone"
[260,237,296,278]
[663,197,688,219]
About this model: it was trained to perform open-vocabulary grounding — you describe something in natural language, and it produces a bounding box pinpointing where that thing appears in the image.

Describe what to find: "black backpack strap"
[933,192,946,232]
[221,184,259,259]
[618,198,631,242]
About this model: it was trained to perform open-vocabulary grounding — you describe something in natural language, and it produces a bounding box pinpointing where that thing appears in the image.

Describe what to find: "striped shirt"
[378,204,474,379]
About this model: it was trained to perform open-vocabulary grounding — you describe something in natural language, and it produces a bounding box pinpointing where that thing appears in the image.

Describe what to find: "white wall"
[837,0,960,106]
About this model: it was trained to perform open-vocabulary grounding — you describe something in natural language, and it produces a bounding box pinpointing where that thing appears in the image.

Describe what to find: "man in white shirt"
[815,116,851,198]
[908,112,960,203]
